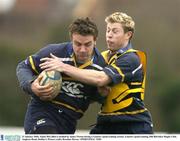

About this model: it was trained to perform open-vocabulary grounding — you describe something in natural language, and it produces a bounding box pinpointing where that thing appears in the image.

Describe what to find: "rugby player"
[16,17,106,134]
[40,12,153,134]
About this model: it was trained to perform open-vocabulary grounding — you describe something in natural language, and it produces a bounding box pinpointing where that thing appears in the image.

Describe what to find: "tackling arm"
[40,54,111,87]
[63,64,110,87]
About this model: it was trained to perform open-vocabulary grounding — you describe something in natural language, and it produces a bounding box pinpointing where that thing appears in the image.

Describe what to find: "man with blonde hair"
[40,12,153,134]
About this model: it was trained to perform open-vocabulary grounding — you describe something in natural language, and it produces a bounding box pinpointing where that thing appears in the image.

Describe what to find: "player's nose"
[79,46,86,52]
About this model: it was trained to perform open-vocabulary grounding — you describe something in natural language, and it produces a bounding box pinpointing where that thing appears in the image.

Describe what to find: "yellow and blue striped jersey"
[98,43,152,124]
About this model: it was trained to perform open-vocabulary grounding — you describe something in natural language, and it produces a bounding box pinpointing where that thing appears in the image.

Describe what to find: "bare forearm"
[63,63,110,87]
[40,54,111,86]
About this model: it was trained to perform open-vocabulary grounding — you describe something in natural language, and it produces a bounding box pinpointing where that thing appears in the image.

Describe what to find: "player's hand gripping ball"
[39,70,62,99]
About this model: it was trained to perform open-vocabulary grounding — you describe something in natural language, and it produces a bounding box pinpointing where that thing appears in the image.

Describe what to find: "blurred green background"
[0,0,180,133]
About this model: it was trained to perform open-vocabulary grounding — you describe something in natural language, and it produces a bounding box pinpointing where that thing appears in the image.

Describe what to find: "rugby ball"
[39,70,62,99]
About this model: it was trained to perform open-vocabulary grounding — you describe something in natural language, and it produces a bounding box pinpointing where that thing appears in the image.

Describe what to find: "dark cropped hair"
[69,17,98,40]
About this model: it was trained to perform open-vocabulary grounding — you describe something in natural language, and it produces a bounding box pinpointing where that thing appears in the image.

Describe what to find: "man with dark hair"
[16,17,106,134]
[40,12,153,134]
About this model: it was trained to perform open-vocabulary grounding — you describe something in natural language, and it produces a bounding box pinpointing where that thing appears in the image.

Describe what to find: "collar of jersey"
[108,42,133,64]
[116,42,132,55]
[70,53,95,69]
[67,43,99,69]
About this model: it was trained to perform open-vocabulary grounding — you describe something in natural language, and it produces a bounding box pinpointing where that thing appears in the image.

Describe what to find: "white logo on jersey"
[61,81,85,98]
[37,119,46,125]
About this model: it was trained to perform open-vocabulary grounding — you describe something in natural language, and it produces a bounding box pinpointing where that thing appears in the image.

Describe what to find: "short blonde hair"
[105,12,135,33]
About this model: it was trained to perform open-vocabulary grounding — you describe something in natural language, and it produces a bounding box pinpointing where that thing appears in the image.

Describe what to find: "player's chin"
[77,56,88,62]
[40,97,52,101]
[108,46,116,52]
[107,44,113,49]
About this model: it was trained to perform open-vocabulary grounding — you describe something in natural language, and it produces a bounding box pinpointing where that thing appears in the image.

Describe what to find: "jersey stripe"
[99,108,147,116]
[29,56,38,74]
[51,100,84,114]
[91,64,103,70]
[132,64,142,75]
[111,63,125,82]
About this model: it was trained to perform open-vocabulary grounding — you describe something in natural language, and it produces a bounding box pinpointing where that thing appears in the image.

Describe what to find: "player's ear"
[94,41,97,47]
[125,31,133,40]
[94,37,98,42]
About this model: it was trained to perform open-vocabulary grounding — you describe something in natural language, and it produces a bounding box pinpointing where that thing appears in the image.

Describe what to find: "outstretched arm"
[40,54,111,87]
